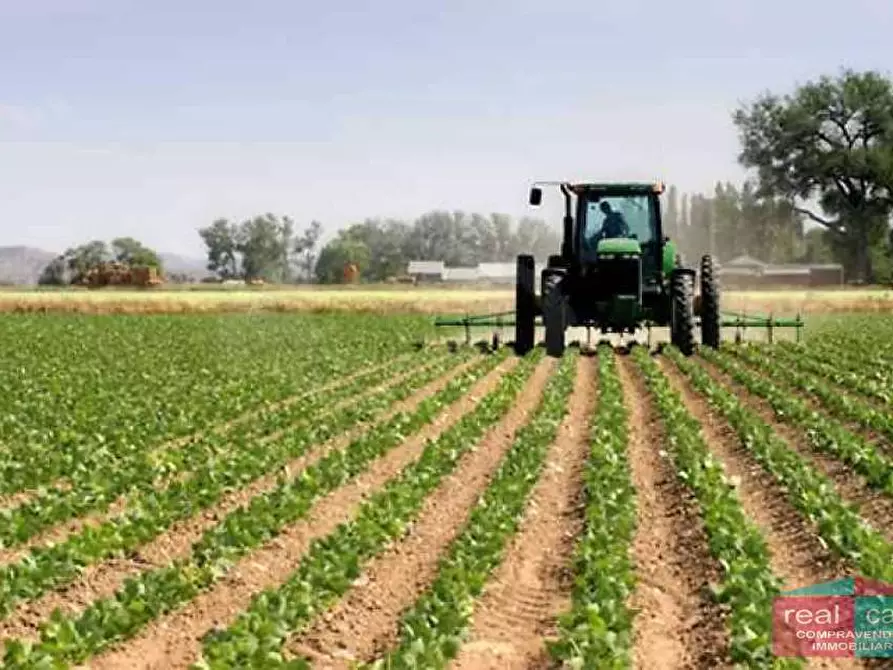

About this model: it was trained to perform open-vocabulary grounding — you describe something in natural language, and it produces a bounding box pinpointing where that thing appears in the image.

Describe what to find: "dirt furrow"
[697,356,893,545]
[658,356,863,670]
[78,356,518,670]
[0,356,481,647]
[446,353,595,670]
[0,496,131,566]
[0,481,73,518]
[620,353,730,670]
[285,357,559,668]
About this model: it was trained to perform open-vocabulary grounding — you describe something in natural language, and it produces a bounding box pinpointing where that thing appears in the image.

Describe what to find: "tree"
[293,220,323,282]
[801,227,835,264]
[315,235,371,283]
[38,255,67,285]
[198,214,294,282]
[198,219,240,279]
[237,213,294,282]
[110,237,162,269]
[340,218,411,281]
[733,69,893,281]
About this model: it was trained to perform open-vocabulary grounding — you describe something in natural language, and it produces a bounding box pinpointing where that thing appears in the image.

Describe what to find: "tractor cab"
[574,184,663,289]
[528,181,668,291]
[520,179,719,358]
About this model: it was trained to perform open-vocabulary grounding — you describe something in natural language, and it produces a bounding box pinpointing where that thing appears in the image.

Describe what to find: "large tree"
[110,237,162,268]
[198,219,240,279]
[314,235,371,284]
[733,69,893,281]
[198,214,295,281]
[237,213,294,282]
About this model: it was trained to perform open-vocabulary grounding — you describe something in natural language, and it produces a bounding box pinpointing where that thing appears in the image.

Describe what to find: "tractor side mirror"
[529,187,542,206]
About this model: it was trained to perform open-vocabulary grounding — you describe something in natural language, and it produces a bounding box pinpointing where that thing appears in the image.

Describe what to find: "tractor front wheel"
[700,254,721,348]
[514,255,536,355]
[542,270,566,357]
[671,270,695,356]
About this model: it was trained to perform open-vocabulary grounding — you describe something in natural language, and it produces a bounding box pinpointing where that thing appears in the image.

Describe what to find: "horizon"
[1,0,891,257]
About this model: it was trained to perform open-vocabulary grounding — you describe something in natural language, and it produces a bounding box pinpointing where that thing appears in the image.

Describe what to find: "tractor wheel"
[671,271,695,356]
[699,254,721,348]
[514,255,536,355]
[542,271,566,357]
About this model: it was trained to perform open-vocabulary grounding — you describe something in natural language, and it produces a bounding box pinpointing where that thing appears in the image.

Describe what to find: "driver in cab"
[584,201,630,252]
[597,201,629,239]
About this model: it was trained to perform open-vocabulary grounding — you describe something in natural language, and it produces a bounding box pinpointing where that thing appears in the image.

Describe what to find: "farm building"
[442,267,479,282]
[406,260,547,288]
[476,262,516,284]
[407,256,843,289]
[719,255,844,288]
[407,261,445,283]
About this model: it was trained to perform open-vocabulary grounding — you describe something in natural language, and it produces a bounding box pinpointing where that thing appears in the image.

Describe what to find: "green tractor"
[515,180,721,357]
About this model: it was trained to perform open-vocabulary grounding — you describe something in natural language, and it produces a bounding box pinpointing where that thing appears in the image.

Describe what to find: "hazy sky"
[1,0,891,256]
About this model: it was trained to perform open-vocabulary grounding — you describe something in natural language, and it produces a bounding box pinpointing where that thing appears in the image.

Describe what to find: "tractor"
[515,181,720,357]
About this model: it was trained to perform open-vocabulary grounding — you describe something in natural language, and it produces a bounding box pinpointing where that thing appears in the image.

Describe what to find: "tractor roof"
[569,181,664,195]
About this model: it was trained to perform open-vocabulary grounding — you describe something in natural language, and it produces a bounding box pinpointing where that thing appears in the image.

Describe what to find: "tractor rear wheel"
[542,270,566,357]
[700,254,721,348]
[514,254,536,355]
[671,270,695,356]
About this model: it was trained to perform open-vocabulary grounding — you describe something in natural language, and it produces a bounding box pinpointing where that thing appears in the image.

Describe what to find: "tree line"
[38,237,165,285]
[665,183,838,269]
[37,68,893,285]
[196,212,564,284]
[187,68,893,285]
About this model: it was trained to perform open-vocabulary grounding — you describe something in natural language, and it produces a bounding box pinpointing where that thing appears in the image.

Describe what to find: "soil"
[619,353,731,670]
[658,356,864,670]
[76,357,519,670]
[447,354,595,669]
[696,355,893,545]
[0,355,484,647]
[286,356,558,668]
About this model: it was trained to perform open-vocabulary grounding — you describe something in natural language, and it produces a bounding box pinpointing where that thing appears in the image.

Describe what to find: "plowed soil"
[4,343,893,670]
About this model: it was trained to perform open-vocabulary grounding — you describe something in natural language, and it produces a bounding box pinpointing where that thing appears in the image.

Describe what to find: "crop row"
[635,346,795,668]
[0,314,433,494]
[0,346,452,552]
[794,317,893,376]
[363,349,575,668]
[547,344,637,668]
[670,347,893,582]
[2,348,507,668]
[0,349,479,627]
[728,343,893,443]
[701,347,893,496]
[764,341,892,405]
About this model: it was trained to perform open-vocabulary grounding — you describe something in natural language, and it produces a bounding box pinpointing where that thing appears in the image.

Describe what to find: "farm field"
[0,284,892,315]
[1,312,893,668]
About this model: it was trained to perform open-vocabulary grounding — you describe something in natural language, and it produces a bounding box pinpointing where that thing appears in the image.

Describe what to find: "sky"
[0,0,891,257]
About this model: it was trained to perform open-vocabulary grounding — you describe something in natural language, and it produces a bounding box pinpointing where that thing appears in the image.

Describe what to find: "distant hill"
[158,252,208,279]
[0,246,208,285]
[0,246,57,285]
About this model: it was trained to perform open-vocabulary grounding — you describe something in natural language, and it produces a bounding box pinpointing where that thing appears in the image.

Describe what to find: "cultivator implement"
[432,309,804,351]
[425,178,807,357]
